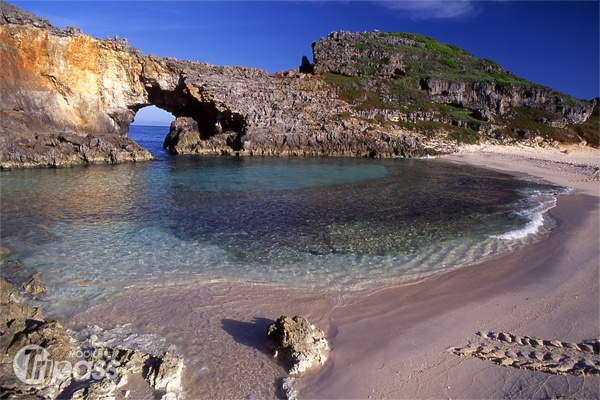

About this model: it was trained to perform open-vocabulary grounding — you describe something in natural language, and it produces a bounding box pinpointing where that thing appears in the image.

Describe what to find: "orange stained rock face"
[1,26,96,94]
[0,25,140,94]
[0,26,52,90]
[63,36,99,73]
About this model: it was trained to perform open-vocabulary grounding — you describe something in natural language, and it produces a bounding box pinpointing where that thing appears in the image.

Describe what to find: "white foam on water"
[490,193,557,240]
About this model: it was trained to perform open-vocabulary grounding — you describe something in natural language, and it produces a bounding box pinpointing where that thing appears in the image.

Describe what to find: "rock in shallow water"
[0,278,184,400]
[266,315,330,376]
[20,272,46,297]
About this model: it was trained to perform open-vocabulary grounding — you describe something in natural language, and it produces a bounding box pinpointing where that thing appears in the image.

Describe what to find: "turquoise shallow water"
[0,126,568,318]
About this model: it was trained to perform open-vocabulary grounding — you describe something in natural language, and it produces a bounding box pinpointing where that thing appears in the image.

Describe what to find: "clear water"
[0,126,568,318]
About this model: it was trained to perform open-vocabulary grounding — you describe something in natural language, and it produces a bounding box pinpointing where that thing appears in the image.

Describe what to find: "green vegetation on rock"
[568,105,600,146]
[314,31,594,146]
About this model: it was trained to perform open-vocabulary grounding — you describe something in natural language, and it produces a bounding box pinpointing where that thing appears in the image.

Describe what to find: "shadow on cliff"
[221,317,275,355]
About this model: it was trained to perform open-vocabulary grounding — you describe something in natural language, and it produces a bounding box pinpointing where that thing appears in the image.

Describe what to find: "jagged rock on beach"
[70,377,118,400]
[0,277,184,400]
[281,376,299,400]
[145,351,184,394]
[266,315,330,376]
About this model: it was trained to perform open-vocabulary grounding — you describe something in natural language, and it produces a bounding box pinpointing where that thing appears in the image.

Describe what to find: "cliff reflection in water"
[0,163,151,247]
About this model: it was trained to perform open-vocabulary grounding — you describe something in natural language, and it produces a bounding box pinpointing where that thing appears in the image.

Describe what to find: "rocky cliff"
[0,2,596,168]
[313,31,592,125]
[313,31,596,144]
[0,2,153,167]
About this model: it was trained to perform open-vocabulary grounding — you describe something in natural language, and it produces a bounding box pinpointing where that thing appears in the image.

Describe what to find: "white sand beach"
[68,144,600,399]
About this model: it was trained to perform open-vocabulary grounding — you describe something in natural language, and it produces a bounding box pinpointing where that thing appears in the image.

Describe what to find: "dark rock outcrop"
[0,2,595,168]
[299,55,314,74]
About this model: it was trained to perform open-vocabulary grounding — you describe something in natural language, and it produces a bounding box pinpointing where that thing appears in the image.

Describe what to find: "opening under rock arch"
[130,83,248,155]
[129,106,175,157]
[132,105,175,127]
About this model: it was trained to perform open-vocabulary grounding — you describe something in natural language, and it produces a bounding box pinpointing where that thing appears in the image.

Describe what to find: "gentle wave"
[491,194,557,240]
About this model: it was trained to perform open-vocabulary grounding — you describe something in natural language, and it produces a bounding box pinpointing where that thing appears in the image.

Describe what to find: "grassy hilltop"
[312,31,598,147]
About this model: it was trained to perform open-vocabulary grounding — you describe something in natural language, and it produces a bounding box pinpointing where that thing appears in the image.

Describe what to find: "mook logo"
[13,345,120,385]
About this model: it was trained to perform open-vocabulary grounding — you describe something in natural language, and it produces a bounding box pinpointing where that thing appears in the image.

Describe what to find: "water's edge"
[0,126,570,320]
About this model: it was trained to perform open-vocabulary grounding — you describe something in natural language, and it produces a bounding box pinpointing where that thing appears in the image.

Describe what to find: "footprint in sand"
[452,331,600,376]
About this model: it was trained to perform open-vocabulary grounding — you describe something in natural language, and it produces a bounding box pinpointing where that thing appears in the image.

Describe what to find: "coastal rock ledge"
[0,1,595,168]
[0,277,184,399]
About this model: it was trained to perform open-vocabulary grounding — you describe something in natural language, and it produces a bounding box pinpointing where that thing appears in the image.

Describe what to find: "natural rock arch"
[132,78,247,140]
[131,105,174,126]
[129,59,250,154]
[2,1,594,169]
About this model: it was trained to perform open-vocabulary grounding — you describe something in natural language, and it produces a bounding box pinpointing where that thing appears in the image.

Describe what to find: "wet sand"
[68,144,599,399]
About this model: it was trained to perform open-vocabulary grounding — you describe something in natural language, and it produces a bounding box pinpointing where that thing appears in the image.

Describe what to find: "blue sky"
[11,1,600,126]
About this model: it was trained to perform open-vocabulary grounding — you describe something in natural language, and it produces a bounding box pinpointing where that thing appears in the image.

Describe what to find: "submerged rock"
[266,315,330,376]
[20,271,46,297]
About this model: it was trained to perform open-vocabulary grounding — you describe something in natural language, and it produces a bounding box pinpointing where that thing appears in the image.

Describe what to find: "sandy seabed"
[68,143,600,399]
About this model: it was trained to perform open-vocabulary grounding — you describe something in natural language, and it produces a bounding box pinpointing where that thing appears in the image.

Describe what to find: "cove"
[0,126,567,319]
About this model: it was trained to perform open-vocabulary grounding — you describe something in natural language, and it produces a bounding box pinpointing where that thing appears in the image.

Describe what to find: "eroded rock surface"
[0,277,184,399]
[313,31,594,127]
[266,315,329,377]
[0,2,595,169]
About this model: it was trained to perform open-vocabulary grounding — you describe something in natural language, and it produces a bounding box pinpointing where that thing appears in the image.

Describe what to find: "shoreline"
[67,144,600,399]
[300,191,599,399]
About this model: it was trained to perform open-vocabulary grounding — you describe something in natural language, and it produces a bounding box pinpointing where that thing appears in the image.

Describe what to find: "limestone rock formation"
[0,277,184,399]
[163,117,202,154]
[0,132,154,169]
[313,31,596,143]
[0,2,154,168]
[145,351,184,395]
[312,31,592,124]
[0,2,596,169]
[1,278,72,398]
[20,272,46,297]
[266,315,330,376]
[0,278,70,362]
